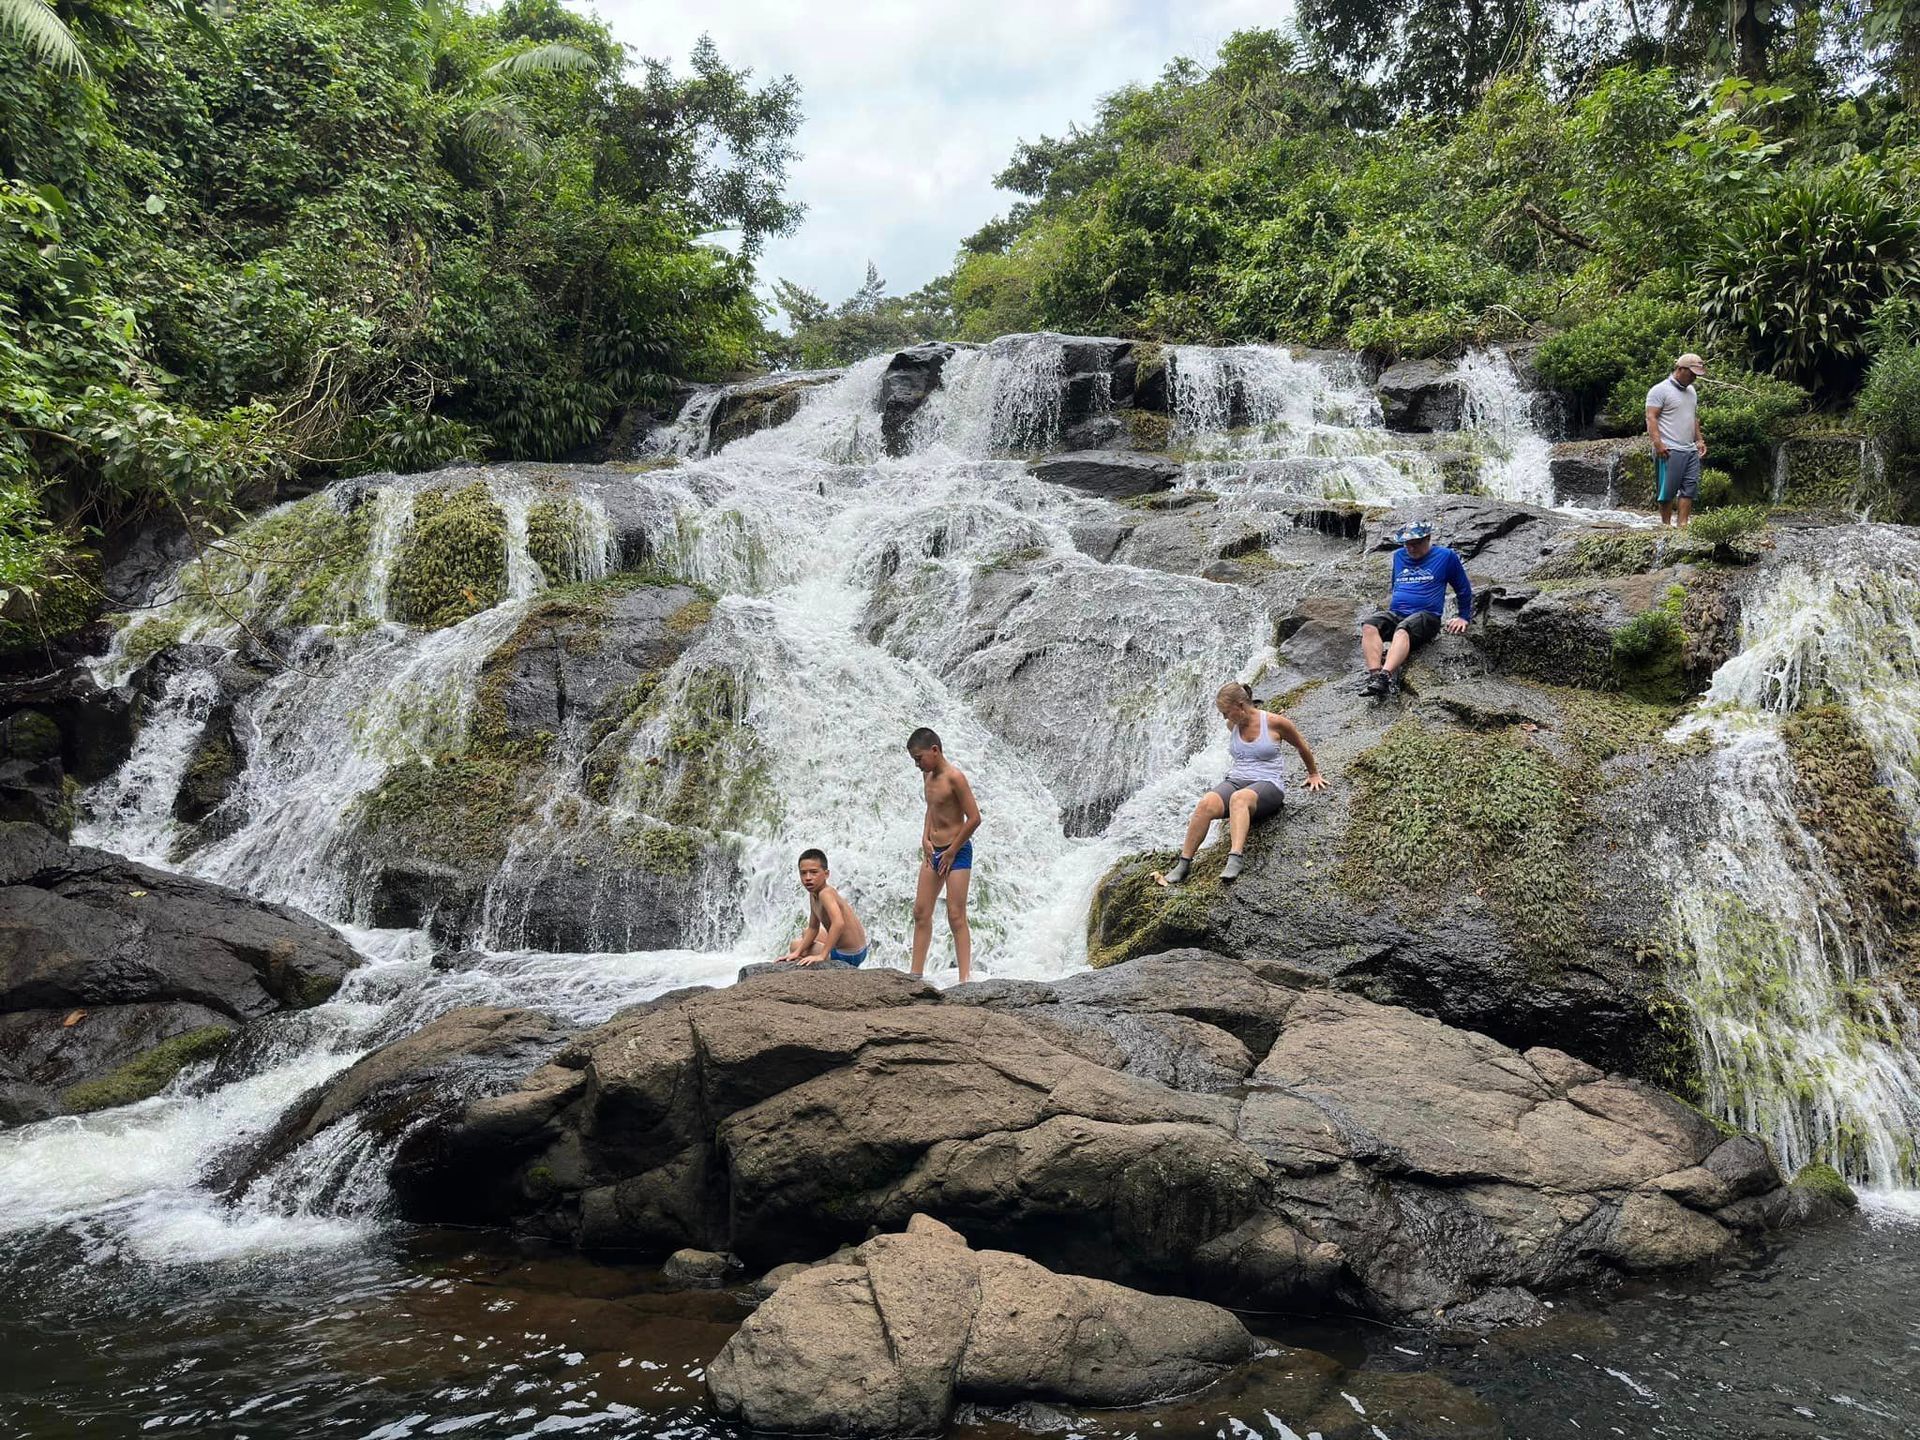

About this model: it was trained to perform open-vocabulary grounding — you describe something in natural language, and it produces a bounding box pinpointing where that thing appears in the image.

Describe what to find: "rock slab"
[707,1213,1255,1436]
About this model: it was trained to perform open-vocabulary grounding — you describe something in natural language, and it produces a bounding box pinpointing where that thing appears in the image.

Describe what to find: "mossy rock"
[61,1026,234,1113]
[1610,586,1690,702]
[1126,409,1173,452]
[526,496,597,586]
[353,751,531,872]
[1086,850,1224,968]
[389,482,509,630]
[0,550,104,658]
[1340,718,1587,958]
[170,491,378,632]
[0,708,63,763]
[1790,1161,1859,1211]
[1782,705,1920,926]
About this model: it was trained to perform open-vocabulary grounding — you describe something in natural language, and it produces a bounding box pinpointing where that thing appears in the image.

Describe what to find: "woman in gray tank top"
[1163,682,1327,885]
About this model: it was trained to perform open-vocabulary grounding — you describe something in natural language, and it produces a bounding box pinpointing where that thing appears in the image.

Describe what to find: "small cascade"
[72,663,222,864]
[638,386,724,460]
[909,335,1065,456]
[1168,345,1438,504]
[1454,349,1556,507]
[1666,533,1920,1187]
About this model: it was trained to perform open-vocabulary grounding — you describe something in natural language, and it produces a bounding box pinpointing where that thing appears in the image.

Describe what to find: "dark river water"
[2,1202,1914,1440]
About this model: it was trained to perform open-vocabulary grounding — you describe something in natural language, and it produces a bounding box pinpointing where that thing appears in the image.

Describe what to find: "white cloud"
[588,0,1293,315]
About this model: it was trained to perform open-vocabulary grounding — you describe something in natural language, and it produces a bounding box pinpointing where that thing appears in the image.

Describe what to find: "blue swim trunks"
[828,944,868,967]
[930,840,973,872]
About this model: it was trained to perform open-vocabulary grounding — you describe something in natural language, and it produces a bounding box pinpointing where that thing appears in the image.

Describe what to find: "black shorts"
[1211,779,1284,821]
[1363,609,1442,649]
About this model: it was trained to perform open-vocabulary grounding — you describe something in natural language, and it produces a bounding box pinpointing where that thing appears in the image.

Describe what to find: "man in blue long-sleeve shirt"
[1360,522,1473,699]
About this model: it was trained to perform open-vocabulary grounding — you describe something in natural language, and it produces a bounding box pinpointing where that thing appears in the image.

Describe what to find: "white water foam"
[1664,532,1920,1188]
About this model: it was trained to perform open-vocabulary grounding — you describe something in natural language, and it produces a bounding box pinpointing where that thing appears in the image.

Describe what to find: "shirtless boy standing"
[907,727,981,983]
[776,848,870,967]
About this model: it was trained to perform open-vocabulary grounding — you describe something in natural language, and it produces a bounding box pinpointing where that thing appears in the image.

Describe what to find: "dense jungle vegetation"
[0,0,799,651]
[7,0,1920,655]
[787,2,1920,502]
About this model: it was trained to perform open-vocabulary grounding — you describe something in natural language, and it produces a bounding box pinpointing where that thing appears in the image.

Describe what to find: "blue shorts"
[930,840,973,873]
[828,945,868,967]
[1657,448,1701,503]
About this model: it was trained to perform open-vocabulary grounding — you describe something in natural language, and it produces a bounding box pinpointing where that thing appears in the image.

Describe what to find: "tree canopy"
[0,0,801,651]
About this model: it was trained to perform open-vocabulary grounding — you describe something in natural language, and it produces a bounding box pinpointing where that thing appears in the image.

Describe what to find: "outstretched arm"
[1446,552,1473,634]
[1270,714,1327,791]
[779,910,821,963]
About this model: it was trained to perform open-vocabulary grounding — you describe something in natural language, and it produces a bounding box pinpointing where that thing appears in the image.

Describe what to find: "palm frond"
[481,42,598,80]
[457,95,543,162]
[0,0,90,76]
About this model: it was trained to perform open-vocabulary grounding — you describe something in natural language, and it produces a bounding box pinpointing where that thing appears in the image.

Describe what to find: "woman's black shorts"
[1211,779,1285,821]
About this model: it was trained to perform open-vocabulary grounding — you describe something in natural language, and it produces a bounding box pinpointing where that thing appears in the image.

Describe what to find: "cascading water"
[5,334,1633,1265]
[1664,530,1920,1188]
[1454,348,1557,508]
[1168,344,1435,505]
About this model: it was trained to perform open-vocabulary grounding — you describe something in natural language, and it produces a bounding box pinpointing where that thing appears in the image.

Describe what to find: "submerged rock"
[707,1213,1256,1436]
[0,823,360,1124]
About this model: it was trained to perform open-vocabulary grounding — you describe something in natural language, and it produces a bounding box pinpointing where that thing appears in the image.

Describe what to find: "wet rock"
[1377,358,1465,432]
[0,823,360,1124]
[355,578,724,952]
[1549,437,1643,508]
[709,371,842,453]
[881,343,957,456]
[707,1214,1256,1437]
[223,1005,566,1205]
[0,665,137,785]
[1028,452,1178,499]
[663,1247,738,1286]
[1066,520,1133,564]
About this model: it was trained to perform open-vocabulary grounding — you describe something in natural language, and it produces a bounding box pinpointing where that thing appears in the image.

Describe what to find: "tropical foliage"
[943,9,1920,457]
[0,0,799,653]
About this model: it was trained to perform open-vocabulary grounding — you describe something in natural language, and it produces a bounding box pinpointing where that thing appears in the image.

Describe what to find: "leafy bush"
[1535,294,1695,402]
[1696,169,1920,393]
[1688,503,1770,548]
[1858,343,1920,457]
[1697,466,1734,506]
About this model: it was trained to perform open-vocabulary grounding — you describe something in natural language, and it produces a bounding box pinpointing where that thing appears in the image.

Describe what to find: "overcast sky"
[592,1,1295,321]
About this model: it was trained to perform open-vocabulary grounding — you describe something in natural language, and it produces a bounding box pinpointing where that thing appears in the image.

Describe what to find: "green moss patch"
[1782,705,1920,927]
[389,482,508,630]
[193,492,376,630]
[1126,409,1173,452]
[1791,1161,1860,1210]
[353,751,529,872]
[1086,849,1225,968]
[1341,719,1586,957]
[1610,585,1690,701]
[0,550,104,658]
[62,1026,234,1113]
[526,496,596,586]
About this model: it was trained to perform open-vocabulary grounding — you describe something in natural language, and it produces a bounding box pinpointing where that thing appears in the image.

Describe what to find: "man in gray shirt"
[1644,352,1708,527]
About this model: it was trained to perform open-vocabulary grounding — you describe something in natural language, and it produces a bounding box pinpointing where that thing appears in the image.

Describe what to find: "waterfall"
[1666,532,1920,1188]
[909,336,1065,456]
[1453,349,1555,508]
[1169,344,1439,504]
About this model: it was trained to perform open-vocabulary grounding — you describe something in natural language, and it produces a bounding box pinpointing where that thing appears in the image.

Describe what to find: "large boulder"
[351,577,726,950]
[1376,358,1465,432]
[709,371,843,453]
[881,344,958,456]
[0,822,360,1124]
[707,1213,1256,1437]
[296,959,1824,1325]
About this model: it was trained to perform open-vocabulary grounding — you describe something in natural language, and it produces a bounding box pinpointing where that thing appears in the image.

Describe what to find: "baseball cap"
[1674,352,1707,374]
[1394,522,1433,543]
